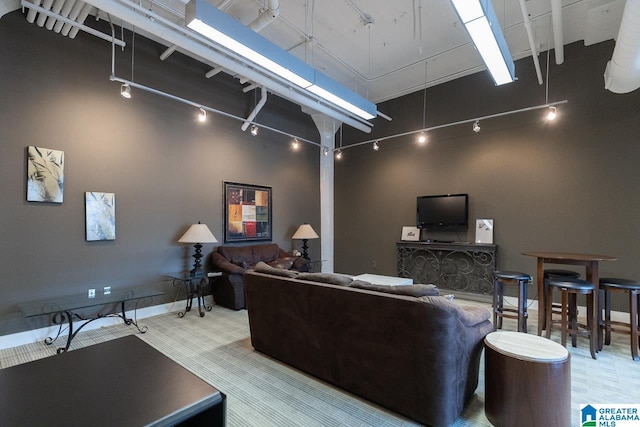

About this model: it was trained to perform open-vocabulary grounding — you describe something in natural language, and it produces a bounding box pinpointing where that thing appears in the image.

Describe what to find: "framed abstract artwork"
[224,181,271,243]
[26,146,64,203]
[85,192,116,241]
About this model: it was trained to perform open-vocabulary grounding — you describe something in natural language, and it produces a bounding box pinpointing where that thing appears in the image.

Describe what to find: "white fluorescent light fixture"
[185,0,377,121]
[451,0,515,85]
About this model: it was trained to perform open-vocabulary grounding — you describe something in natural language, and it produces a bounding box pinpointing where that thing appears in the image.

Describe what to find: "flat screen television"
[416,194,469,230]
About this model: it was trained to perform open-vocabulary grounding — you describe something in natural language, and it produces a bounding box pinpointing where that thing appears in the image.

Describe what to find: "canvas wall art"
[85,192,116,241]
[224,181,271,243]
[26,146,64,203]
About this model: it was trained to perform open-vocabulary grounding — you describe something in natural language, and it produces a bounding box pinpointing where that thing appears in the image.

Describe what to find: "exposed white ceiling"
[4,0,629,118]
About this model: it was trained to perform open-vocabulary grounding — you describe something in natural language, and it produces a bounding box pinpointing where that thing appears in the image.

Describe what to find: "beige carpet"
[1,297,638,427]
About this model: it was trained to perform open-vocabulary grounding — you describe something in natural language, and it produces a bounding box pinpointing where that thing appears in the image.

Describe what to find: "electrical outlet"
[88,288,96,298]
[372,261,377,268]
[103,286,111,295]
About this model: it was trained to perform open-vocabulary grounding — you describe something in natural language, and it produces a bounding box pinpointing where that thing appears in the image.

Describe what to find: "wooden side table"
[484,331,570,427]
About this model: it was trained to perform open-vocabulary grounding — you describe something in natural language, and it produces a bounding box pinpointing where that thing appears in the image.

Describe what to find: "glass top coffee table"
[20,287,163,353]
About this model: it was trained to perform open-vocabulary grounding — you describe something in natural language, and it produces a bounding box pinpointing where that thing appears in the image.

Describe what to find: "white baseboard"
[0,302,176,351]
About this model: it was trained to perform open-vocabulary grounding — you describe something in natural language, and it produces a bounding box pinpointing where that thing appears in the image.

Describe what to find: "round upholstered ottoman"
[484,331,571,427]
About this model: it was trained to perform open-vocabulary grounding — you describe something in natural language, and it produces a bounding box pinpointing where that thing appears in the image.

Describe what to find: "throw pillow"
[297,272,354,286]
[254,261,300,278]
[268,257,296,270]
[349,282,439,297]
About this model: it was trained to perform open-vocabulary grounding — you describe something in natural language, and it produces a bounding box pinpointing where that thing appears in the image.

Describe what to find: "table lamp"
[178,221,218,278]
[292,223,319,260]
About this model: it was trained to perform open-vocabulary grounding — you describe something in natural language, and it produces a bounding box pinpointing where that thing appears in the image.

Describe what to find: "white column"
[308,112,340,273]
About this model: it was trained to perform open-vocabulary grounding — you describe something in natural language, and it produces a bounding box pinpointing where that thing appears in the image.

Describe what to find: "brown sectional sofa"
[244,270,493,427]
[206,244,309,309]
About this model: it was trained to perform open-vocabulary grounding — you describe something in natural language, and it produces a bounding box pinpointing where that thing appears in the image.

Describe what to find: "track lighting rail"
[110,75,321,148]
[338,100,568,152]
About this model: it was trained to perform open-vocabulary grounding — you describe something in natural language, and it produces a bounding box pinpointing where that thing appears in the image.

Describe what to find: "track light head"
[291,138,300,150]
[373,141,379,151]
[120,83,131,99]
[418,132,427,144]
[473,120,481,133]
[250,124,259,136]
[547,106,557,121]
[322,146,329,156]
[335,149,343,160]
[198,107,207,122]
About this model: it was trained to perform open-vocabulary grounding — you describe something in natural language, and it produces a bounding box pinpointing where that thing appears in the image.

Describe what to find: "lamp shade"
[292,224,319,240]
[178,222,218,243]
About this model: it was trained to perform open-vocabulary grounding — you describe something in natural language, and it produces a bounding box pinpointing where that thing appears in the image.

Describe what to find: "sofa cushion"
[349,282,440,297]
[418,296,491,326]
[252,243,280,264]
[297,272,354,286]
[268,257,296,270]
[254,261,300,278]
[218,245,254,268]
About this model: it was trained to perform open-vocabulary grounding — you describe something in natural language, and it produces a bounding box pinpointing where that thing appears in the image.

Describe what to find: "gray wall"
[0,11,320,334]
[335,41,640,308]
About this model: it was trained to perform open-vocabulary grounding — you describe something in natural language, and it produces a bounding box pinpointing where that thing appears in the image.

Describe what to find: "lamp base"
[301,239,310,261]
[190,243,205,278]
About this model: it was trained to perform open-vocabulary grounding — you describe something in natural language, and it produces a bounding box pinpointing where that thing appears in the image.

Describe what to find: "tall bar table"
[522,252,617,344]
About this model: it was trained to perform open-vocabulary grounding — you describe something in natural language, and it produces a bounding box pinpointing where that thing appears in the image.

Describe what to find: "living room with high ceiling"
[1,0,640,426]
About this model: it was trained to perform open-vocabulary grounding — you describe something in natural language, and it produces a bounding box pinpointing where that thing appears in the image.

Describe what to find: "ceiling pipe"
[551,0,564,65]
[35,0,54,26]
[205,67,224,78]
[248,0,279,33]
[518,0,543,85]
[45,0,65,30]
[20,0,125,46]
[67,2,92,38]
[243,83,257,93]
[160,45,177,60]
[25,0,41,22]
[81,0,372,132]
[53,0,77,33]
[604,0,640,93]
[60,0,86,36]
[241,86,267,131]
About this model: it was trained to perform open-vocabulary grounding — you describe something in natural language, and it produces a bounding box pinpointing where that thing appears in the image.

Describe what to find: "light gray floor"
[1,297,638,427]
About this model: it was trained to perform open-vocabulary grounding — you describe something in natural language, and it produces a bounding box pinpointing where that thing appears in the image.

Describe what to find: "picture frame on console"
[223,181,272,243]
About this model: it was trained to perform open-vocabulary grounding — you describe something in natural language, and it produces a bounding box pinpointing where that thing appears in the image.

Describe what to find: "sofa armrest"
[291,256,310,272]
[211,252,246,274]
[418,295,491,326]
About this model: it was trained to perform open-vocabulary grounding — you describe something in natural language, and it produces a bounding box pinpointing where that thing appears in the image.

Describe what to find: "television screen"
[416,194,468,230]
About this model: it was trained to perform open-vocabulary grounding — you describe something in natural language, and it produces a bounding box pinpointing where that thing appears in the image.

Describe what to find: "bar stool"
[599,278,640,362]
[546,278,597,359]
[542,269,581,331]
[493,271,531,333]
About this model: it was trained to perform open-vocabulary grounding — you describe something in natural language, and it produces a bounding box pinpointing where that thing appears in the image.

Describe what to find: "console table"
[396,242,497,295]
[20,287,163,353]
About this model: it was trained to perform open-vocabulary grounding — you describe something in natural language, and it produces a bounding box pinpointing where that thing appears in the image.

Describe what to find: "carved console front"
[397,242,497,295]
